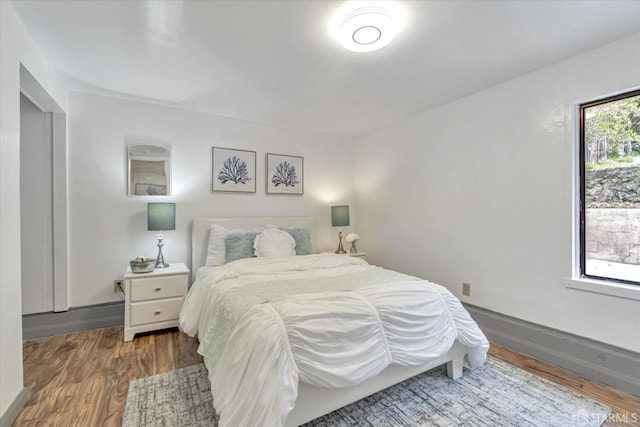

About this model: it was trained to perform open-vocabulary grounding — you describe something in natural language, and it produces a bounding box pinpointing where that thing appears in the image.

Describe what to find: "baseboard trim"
[0,387,29,427]
[464,303,640,397]
[22,301,124,339]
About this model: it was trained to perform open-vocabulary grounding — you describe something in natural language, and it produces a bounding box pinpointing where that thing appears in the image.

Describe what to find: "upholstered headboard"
[191,217,317,273]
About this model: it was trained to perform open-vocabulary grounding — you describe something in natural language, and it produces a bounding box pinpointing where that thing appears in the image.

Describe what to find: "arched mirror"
[128,145,171,196]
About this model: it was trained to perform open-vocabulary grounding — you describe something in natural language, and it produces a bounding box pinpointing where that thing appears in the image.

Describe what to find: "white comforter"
[179,254,489,427]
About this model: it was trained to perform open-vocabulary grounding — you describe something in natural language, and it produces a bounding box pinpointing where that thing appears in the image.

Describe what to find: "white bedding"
[179,254,489,427]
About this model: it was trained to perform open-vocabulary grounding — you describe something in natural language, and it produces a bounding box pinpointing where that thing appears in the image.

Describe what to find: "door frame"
[20,65,68,312]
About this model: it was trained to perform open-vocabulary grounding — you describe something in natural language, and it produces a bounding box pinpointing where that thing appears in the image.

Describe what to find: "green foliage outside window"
[584,95,640,165]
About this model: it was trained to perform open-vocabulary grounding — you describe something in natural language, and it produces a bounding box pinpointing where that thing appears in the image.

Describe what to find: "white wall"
[354,33,640,352]
[67,92,356,307]
[0,1,66,418]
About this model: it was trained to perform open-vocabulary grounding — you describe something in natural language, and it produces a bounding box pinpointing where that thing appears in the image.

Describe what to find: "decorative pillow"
[280,227,313,255]
[253,229,296,258]
[226,230,262,263]
[205,224,229,267]
[262,225,313,255]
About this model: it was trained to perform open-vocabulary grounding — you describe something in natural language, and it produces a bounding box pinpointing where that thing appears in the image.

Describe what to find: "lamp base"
[335,228,346,254]
[155,260,170,268]
[155,233,170,268]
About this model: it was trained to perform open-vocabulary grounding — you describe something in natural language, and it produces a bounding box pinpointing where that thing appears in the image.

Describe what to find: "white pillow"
[253,229,296,258]
[205,224,229,267]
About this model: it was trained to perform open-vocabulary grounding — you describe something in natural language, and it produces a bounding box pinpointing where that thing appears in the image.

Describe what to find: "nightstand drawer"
[130,275,187,302]
[130,298,183,326]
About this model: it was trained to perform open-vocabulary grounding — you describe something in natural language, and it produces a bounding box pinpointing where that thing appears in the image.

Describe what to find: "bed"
[180,217,489,427]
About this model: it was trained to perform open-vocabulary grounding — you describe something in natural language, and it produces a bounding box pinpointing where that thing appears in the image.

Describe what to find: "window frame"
[578,88,640,286]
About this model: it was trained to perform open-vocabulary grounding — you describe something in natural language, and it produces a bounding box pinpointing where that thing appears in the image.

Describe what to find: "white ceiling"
[11,0,640,137]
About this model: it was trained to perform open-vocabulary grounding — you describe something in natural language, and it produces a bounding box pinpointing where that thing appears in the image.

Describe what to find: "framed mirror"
[127,145,171,196]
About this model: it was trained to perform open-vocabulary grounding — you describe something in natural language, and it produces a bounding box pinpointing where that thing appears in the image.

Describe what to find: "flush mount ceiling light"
[330,1,405,53]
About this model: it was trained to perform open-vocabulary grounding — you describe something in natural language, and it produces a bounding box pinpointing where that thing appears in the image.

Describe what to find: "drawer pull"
[154,310,162,315]
[154,287,162,291]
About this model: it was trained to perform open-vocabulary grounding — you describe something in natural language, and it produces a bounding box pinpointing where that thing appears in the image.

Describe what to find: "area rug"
[122,356,610,427]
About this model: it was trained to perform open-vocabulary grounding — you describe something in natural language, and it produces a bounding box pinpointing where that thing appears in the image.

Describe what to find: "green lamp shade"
[147,203,176,231]
[331,205,350,227]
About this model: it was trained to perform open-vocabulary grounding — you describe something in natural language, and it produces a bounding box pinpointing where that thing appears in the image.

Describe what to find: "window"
[579,89,640,285]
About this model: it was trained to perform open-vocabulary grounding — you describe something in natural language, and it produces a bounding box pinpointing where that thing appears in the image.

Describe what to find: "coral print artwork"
[212,147,256,193]
[266,153,304,195]
[272,161,299,187]
[218,156,252,185]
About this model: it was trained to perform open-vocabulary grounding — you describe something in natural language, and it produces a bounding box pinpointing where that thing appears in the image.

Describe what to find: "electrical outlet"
[114,280,124,293]
[462,282,471,296]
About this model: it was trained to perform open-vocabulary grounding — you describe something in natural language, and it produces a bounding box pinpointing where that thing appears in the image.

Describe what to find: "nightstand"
[123,262,189,341]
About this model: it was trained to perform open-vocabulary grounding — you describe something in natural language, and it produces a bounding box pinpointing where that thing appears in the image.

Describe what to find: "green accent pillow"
[226,230,261,263]
[280,227,313,255]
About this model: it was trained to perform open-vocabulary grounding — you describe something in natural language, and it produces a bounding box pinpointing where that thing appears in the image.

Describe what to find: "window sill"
[566,277,640,301]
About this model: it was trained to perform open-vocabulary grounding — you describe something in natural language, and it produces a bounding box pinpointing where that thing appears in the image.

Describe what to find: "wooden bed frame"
[191,217,467,427]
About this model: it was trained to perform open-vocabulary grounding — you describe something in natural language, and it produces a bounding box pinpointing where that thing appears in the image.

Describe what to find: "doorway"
[20,94,53,314]
[20,65,68,314]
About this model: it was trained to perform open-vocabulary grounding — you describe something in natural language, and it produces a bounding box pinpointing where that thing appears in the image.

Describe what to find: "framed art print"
[266,153,303,195]
[212,147,256,193]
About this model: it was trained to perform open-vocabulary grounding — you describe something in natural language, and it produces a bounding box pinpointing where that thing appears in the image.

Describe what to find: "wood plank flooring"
[489,343,640,427]
[15,327,202,427]
[13,327,640,426]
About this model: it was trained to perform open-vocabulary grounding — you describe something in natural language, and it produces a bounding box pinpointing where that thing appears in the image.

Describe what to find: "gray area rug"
[123,356,610,426]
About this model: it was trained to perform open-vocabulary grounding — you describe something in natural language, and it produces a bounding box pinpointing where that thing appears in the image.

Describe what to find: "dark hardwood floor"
[13,327,640,426]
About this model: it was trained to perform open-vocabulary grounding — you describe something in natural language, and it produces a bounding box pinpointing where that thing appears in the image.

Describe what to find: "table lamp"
[331,205,350,254]
[147,202,175,268]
